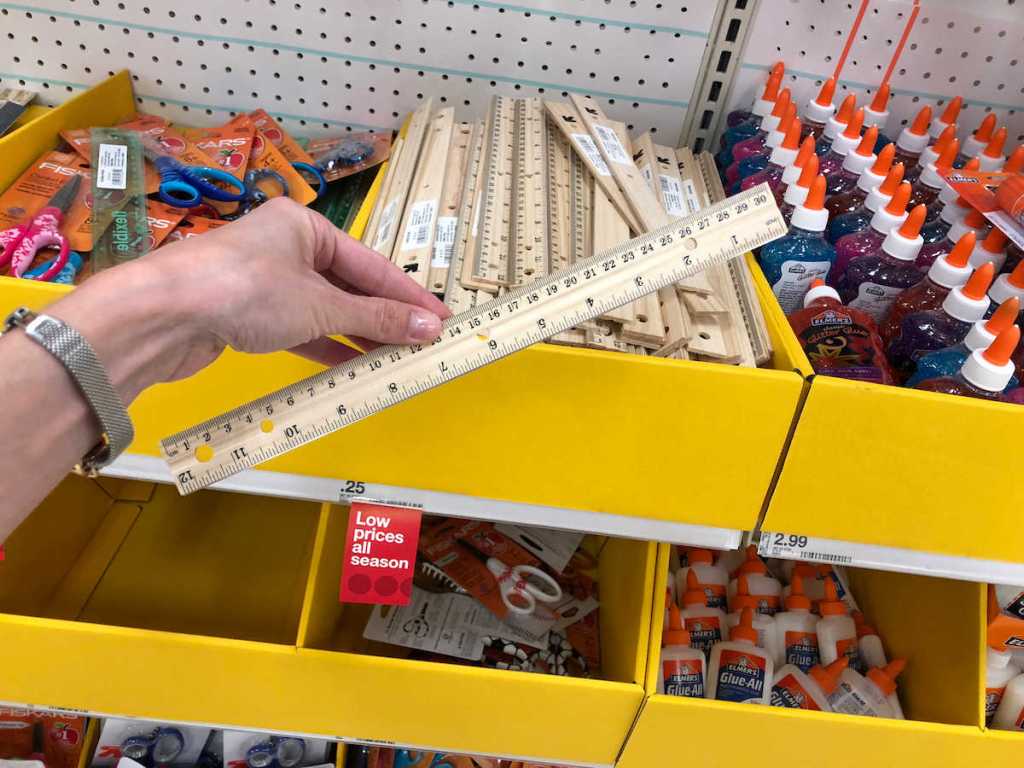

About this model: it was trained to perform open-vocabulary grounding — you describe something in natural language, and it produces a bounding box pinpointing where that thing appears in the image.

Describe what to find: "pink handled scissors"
[0,175,82,281]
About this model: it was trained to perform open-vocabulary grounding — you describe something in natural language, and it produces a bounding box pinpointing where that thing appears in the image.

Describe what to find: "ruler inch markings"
[162,185,785,495]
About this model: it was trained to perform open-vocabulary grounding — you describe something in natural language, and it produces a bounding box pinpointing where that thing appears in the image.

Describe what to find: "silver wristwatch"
[3,306,134,476]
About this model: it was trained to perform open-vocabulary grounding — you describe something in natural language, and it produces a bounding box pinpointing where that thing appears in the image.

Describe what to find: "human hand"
[49,197,451,404]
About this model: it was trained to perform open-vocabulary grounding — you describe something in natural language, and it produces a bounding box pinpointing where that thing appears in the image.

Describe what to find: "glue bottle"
[986,646,1020,726]
[707,608,774,704]
[800,77,837,142]
[727,546,783,614]
[725,62,783,129]
[827,160,904,246]
[826,142,894,223]
[676,548,729,610]
[679,570,729,659]
[730,106,798,192]
[816,579,861,670]
[727,575,778,660]
[928,96,962,141]
[862,83,895,152]
[759,175,835,314]
[775,136,817,207]
[977,127,1009,172]
[658,603,708,698]
[908,138,961,222]
[726,90,793,184]
[826,126,880,198]
[965,228,1009,273]
[891,106,933,174]
[720,64,784,160]
[852,612,887,672]
[959,114,998,164]
[816,94,857,157]
[770,657,847,712]
[915,326,1021,402]
[773,575,820,670]
[915,207,990,271]
[740,118,803,192]
[819,109,867,192]
[918,157,981,249]
[781,563,827,608]
[828,660,906,719]
[989,262,1024,318]
[903,124,956,187]
[831,181,911,285]
[778,153,819,225]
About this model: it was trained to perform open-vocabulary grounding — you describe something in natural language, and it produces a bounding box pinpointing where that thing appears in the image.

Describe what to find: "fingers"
[289,337,366,367]
[306,208,451,319]
[321,291,443,346]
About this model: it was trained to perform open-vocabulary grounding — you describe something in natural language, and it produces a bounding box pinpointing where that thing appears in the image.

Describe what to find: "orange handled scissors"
[0,175,81,281]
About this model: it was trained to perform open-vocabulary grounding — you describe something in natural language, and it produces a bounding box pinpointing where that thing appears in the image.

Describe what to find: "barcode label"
[640,163,655,187]
[681,179,703,214]
[400,198,438,251]
[432,216,458,267]
[571,134,611,176]
[758,532,854,566]
[373,199,400,252]
[96,143,128,190]
[592,124,631,165]
[660,174,686,216]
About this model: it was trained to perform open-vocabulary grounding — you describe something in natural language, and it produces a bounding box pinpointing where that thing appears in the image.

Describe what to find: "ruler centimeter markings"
[465,96,514,289]
[443,122,484,310]
[161,185,785,495]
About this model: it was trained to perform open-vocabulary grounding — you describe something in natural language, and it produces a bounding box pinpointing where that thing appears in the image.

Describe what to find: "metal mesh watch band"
[4,307,134,476]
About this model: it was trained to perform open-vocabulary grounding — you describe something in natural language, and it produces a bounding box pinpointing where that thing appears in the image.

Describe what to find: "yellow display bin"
[0,478,657,767]
[0,71,808,541]
[617,546,1022,766]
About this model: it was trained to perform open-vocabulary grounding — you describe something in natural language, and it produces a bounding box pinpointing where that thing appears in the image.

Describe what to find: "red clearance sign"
[339,501,422,606]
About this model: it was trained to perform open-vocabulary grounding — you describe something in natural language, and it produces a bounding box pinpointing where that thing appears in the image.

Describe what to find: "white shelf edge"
[102,453,743,549]
[758,530,1024,586]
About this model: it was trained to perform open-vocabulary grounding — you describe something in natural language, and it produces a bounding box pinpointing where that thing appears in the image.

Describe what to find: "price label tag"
[96,143,128,190]
[758,531,853,565]
[571,133,611,176]
[340,501,422,605]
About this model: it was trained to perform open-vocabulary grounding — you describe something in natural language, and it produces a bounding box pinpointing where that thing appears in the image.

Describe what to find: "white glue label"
[681,178,703,214]
[373,198,399,251]
[96,143,128,190]
[400,198,438,251]
[571,133,611,176]
[848,281,904,322]
[432,215,458,267]
[592,124,631,165]
[772,260,832,315]
[660,174,686,217]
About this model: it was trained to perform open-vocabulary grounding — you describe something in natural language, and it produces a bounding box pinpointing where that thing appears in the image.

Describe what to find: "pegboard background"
[0,0,719,143]
[729,0,1024,149]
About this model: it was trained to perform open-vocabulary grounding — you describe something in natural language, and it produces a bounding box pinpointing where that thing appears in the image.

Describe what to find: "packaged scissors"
[0,150,92,253]
[305,132,391,182]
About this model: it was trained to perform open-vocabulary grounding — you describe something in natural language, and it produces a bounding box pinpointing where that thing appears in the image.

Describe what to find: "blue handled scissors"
[291,161,327,198]
[141,143,247,209]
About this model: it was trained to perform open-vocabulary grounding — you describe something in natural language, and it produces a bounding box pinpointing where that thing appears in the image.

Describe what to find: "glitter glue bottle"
[787,279,896,385]
[826,126,880,198]
[658,603,708,698]
[989,262,1024,320]
[726,90,793,182]
[827,160,903,245]
[977,126,1009,172]
[904,124,956,187]
[724,63,784,131]
[887,262,996,383]
[826,142,894,223]
[775,136,817,207]
[966,228,1009,273]
[707,607,774,704]
[778,153,819,225]
[959,113,998,164]
[717,68,784,169]
[919,157,981,248]
[892,106,932,174]
[879,232,975,346]
[929,96,962,141]
[915,207,990,270]
[914,326,1021,402]
[862,84,895,152]
[730,106,798,193]
[907,137,960,222]
[906,297,1021,389]
[770,658,848,712]
[801,77,838,142]
[741,117,803,192]
[832,181,911,284]
[816,94,857,157]
[819,109,867,191]
[759,175,834,313]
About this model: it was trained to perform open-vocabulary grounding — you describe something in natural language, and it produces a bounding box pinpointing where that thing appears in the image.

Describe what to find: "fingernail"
[408,309,442,341]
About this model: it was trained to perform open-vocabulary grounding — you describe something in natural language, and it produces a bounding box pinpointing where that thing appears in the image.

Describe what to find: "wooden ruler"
[428,120,474,293]
[162,185,785,494]
[510,98,548,287]
[361,136,403,250]
[443,121,485,313]
[545,116,573,274]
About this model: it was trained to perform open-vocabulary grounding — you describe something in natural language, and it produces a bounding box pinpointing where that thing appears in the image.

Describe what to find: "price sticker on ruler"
[96,143,128,190]
[401,199,438,251]
[592,124,631,166]
[432,215,458,267]
[570,134,611,176]
[758,532,854,566]
[659,174,686,217]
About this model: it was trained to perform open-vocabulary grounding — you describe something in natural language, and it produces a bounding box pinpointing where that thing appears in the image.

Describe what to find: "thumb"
[324,291,444,345]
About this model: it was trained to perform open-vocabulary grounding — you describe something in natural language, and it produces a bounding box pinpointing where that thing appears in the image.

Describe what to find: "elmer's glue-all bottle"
[906,298,1021,389]
[828,660,906,719]
[852,611,888,671]
[908,138,961,222]
[679,570,729,659]
[778,153,819,225]
[960,113,998,163]
[775,136,817,207]
[880,232,975,346]
[819,108,867,192]
[708,608,774,704]
[782,562,828,608]
[994,674,1024,730]
[741,117,803,192]
[676,548,728,610]
[837,203,928,323]
[800,77,837,142]
[770,657,848,712]
[915,326,1021,402]
[919,157,981,249]
[887,262,996,383]
[826,125,880,198]
[759,175,835,314]
[986,646,1021,726]
[929,96,962,141]
[915,207,990,271]
[787,279,896,385]
[816,579,861,670]
[826,142,895,224]
[658,603,707,698]
[862,83,895,151]
[892,106,933,174]
[832,180,912,285]
[727,575,779,660]
[903,124,956,187]
[816,93,857,157]
[827,160,904,246]
[977,126,1009,173]
[773,575,820,670]
[727,546,782,613]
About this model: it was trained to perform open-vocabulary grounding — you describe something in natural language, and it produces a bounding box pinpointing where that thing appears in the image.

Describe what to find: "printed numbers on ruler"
[161,185,785,494]
[758,532,854,566]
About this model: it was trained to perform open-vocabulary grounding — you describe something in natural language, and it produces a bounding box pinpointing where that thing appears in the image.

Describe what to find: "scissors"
[0,175,81,281]
[486,557,562,615]
[245,737,305,768]
[292,161,327,198]
[224,168,292,220]
[120,726,186,766]
[142,143,247,209]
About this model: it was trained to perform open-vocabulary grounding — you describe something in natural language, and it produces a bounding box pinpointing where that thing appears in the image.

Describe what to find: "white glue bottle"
[774,575,820,669]
[679,569,729,659]
[987,647,1021,726]
[727,546,783,614]
[828,659,905,719]
[770,657,848,712]
[676,548,729,610]
[992,672,1024,730]
[727,575,779,661]
[817,578,862,670]
[707,607,774,705]
[658,603,707,698]
[852,611,886,672]
[782,562,827,610]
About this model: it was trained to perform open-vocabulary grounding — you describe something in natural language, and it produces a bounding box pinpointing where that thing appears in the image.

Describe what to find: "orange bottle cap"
[810,278,826,289]
[797,155,820,188]
[884,182,912,215]
[909,106,933,136]
[664,603,692,646]
[982,325,1021,366]
[868,83,890,113]
[933,125,957,156]
[686,548,714,566]
[983,126,1008,159]
[781,117,803,149]
[963,208,989,228]
[985,298,1020,335]
[785,574,811,611]
[867,659,906,696]
[1003,145,1024,175]
[1007,261,1024,290]
[795,135,817,168]
[729,574,759,612]
[854,126,879,157]
[731,607,759,644]
[878,163,905,196]
[818,579,848,616]
[939,96,963,125]
[835,94,857,125]
[869,143,896,175]
[815,77,838,107]
[982,227,1008,253]
[898,204,928,238]
[771,88,793,118]
[842,108,866,139]
[771,61,785,78]
[973,113,997,143]
[793,563,818,579]
[805,175,827,210]
[810,658,849,695]
[935,137,960,170]
[762,70,783,101]
[947,232,976,268]
[963,157,982,172]
[963,262,996,300]
[682,569,709,607]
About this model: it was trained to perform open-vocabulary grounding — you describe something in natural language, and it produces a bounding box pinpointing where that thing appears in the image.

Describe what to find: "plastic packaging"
[774,575,820,670]
[658,604,707,697]
[918,157,981,248]
[996,173,1024,226]
[915,326,1020,401]
[827,660,906,719]
[826,160,904,245]
[825,142,894,223]
[816,579,861,670]
[770,658,847,712]
[832,181,912,285]
[707,608,774,704]
[986,646,1021,726]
